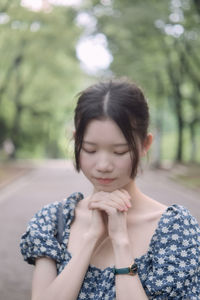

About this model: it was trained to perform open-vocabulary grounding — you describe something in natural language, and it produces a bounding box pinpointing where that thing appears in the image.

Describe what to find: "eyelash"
[83,149,96,154]
[83,149,128,155]
[115,151,128,156]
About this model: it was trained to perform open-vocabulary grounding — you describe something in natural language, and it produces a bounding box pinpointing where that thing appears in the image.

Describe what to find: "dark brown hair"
[74,78,149,178]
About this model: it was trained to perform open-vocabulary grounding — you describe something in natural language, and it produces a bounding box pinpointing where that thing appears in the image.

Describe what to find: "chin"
[96,187,116,193]
[94,182,129,193]
[93,185,112,192]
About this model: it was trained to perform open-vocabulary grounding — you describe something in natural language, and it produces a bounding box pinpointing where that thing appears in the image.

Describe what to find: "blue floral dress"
[20,192,200,299]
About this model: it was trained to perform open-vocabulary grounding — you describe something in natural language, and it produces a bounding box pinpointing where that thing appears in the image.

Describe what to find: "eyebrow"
[83,141,128,147]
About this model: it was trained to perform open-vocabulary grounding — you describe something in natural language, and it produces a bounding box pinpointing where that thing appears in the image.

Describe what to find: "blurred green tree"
[83,0,200,165]
[0,0,87,159]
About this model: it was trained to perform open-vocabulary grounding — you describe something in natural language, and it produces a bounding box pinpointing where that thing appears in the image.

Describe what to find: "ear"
[141,133,153,156]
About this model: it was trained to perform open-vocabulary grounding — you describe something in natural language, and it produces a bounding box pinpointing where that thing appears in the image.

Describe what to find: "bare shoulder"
[144,196,168,222]
[128,195,167,226]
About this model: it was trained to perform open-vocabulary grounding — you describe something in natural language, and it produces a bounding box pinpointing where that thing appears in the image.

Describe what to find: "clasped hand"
[88,189,132,243]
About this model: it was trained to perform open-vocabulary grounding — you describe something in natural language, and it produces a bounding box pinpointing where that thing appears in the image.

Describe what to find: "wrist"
[112,239,132,256]
[111,239,133,269]
[111,235,130,249]
[114,262,138,276]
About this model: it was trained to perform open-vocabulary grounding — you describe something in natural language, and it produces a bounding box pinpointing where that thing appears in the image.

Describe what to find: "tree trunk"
[176,112,184,162]
[152,73,165,168]
[166,59,184,162]
[10,86,24,159]
[189,119,199,162]
[152,119,162,168]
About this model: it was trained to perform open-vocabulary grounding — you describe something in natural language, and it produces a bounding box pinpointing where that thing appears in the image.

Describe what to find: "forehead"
[83,118,127,144]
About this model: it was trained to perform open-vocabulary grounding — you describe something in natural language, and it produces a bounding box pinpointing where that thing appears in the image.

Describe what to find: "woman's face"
[79,118,134,192]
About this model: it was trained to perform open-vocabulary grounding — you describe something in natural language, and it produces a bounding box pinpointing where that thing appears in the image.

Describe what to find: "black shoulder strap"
[56,201,64,244]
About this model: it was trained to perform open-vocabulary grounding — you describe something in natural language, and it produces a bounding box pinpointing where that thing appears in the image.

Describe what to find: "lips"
[95,178,115,184]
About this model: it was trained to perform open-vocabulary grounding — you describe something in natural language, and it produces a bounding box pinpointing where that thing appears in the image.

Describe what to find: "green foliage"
[1,0,200,164]
[84,0,200,164]
[0,1,91,159]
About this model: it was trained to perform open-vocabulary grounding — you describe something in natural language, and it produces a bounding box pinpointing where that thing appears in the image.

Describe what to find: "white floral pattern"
[20,193,200,299]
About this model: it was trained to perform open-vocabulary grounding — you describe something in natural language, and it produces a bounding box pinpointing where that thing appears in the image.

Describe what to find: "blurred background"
[0,0,200,187]
[0,1,200,299]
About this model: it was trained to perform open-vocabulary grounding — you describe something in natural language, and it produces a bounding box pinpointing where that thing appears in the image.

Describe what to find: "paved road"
[0,160,199,300]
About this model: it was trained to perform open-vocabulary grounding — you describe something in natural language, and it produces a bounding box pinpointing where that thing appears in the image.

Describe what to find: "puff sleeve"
[141,205,200,299]
[20,202,64,265]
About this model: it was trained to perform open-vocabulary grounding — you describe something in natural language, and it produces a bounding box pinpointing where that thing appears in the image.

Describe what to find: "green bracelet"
[113,262,138,276]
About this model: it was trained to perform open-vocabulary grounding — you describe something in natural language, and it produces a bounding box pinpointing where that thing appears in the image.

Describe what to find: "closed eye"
[114,151,129,155]
[82,148,96,154]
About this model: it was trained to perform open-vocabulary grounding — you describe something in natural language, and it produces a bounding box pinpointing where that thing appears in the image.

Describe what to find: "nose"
[96,153,113,173]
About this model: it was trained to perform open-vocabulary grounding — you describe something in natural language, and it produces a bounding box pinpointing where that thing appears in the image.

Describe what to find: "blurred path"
[0,159,199,300]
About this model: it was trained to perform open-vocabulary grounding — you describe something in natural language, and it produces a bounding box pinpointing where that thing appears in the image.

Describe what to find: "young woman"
[20,79,200,299]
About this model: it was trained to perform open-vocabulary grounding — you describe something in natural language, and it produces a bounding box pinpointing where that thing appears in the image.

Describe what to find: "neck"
[124,180,144,208]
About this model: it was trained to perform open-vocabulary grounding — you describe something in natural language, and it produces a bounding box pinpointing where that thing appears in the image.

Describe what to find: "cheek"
[116,156,132,175]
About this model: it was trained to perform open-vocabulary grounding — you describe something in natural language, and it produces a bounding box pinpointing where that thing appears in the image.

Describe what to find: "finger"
[89,201,127,213]
[89,192,106,203]
[110,191,131,209]
[89,192,129,211]
[89,193,122,208]
[104,196,128,211]
[120,189,131,199]
[89,202,120,216]
[115,189,132,208]
[89,200,126,212]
